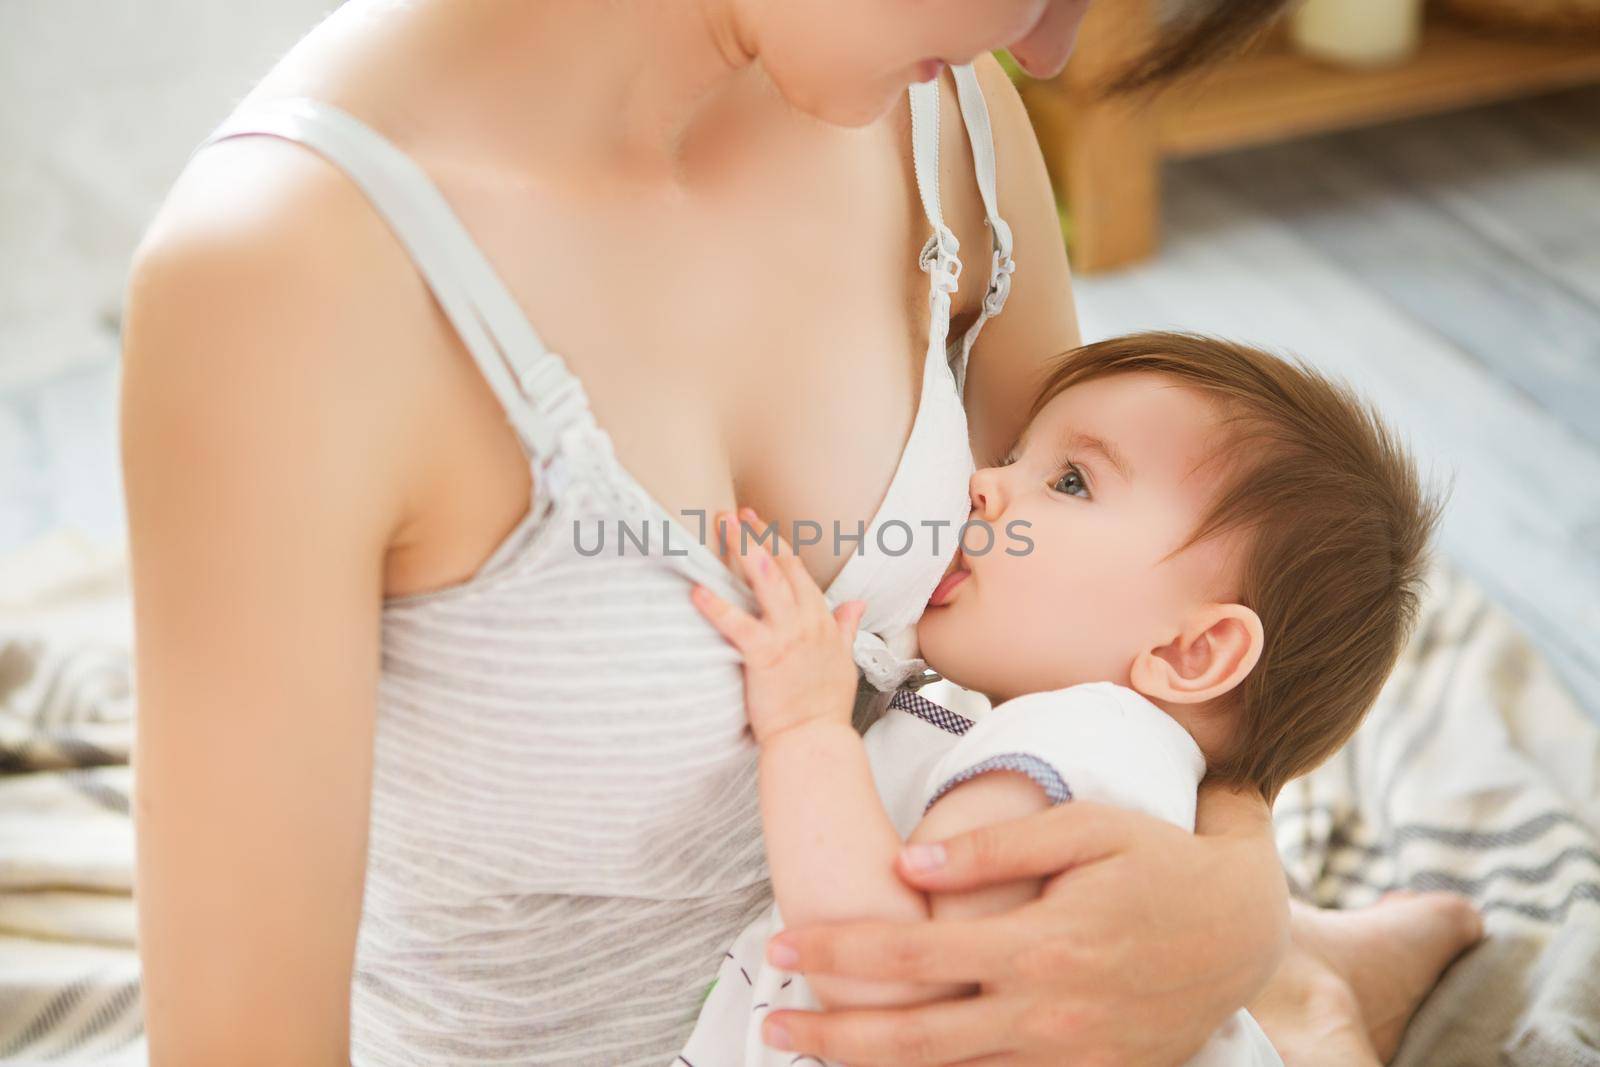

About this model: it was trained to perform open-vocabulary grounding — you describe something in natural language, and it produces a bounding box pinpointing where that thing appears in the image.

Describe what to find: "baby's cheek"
[1040,558,1155,673]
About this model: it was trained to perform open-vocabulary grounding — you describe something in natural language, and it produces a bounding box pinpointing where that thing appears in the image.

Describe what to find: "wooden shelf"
[1159,23,1600,159]
[1023,7,1600,273]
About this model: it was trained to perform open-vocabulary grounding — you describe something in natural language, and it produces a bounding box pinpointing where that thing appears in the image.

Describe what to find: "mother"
[120,1,1476,1063]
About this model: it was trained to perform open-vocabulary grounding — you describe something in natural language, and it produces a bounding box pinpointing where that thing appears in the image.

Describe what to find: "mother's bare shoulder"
[126,134,455,536]
[134,132,431,362]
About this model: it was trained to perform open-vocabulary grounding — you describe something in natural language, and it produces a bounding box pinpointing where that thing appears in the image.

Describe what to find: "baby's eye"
[1052,464,1090,499]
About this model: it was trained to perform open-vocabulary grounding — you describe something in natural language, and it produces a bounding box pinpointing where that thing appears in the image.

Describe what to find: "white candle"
[1290,0,1426,67]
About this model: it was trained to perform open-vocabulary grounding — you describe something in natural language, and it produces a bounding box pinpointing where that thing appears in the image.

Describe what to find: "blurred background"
[1,2,1598,1063]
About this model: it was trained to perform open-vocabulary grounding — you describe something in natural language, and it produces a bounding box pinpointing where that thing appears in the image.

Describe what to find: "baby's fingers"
[690,584,765,651]
[742,507,830,612]
[739,507,838,621]
[834,599,867,644]
[724,511,795,624]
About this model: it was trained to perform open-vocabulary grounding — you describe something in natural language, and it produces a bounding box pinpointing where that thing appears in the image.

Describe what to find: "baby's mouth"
[928,549,970,607]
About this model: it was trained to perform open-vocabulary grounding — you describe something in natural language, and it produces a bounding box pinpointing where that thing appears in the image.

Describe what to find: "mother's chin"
[735,0,1086,128]
[1006,0,1093,78]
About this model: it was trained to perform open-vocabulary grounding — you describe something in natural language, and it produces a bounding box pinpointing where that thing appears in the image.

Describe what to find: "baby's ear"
[1129,603,1264,705]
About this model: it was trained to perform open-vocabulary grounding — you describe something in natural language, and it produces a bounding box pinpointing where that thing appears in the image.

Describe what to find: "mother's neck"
[390,0,768,183]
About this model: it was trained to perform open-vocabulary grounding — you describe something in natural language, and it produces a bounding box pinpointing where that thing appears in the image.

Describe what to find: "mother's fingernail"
[763,1020,792,1050]
[903,843,946,871]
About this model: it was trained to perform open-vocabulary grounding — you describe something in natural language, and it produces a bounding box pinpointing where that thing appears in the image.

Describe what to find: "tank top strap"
[907,79,962,328]
[949,64,1019,397]
[191,96,595,468]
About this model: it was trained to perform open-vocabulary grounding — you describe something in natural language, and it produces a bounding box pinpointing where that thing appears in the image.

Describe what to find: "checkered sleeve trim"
[923,754,1073,814]
[888,688,976,736]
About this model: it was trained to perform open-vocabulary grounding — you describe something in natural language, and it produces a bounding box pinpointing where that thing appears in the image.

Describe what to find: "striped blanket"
[0,533,143,1065]
[1274,563,1600,1066]
[0,531,1596,1065]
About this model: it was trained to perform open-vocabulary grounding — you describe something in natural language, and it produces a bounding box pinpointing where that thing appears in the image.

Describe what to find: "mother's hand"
[762,784,1290,1066]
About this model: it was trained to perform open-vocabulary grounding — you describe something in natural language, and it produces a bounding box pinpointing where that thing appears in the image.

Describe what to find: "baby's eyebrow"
[1071,433,1135,482]
[1008,425,1134,482]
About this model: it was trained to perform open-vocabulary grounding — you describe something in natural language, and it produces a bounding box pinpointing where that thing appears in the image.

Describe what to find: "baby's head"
[918,331,1442,801]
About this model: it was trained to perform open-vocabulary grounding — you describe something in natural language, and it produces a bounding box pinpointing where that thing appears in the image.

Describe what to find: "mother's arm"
[765,787,1289,1065]
[756,57,1290,1065]
[122,170,421,1065]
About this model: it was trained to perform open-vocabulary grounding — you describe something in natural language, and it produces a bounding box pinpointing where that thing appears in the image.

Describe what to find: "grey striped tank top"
[194,63,1017,1065]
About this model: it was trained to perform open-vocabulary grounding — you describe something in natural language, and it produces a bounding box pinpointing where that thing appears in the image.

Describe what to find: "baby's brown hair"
[1028,332,1443,803]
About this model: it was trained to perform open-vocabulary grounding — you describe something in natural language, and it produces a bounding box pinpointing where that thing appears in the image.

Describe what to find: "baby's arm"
[690,511,932,1007]
[906,772,1051,923]
[692,511,1060,1010]
[758,724,1058,1008]
[756,721,931,1007]
[758,721,1057,1010]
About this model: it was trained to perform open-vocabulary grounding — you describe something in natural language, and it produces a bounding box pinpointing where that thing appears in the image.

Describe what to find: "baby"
[677,331,1440,1066]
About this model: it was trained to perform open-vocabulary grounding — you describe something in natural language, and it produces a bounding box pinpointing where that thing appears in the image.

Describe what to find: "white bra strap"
[908,79,946,235]
[192,97,592,466]
[951,65,1014,272]
[948,65,1020,396]
[908,79,962,307]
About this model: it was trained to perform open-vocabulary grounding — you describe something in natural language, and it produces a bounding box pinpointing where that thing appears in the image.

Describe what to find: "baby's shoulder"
[924,681,1207,830]
[993,683,1205,790]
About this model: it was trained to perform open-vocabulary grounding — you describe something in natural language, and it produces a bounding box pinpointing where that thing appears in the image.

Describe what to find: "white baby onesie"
[675,681,1283,1067]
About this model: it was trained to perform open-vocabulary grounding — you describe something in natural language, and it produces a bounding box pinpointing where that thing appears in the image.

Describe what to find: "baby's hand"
[690,508,866,746]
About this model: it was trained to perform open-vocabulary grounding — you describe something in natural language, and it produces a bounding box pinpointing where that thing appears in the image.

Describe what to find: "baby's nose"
[969,467,1004,521]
